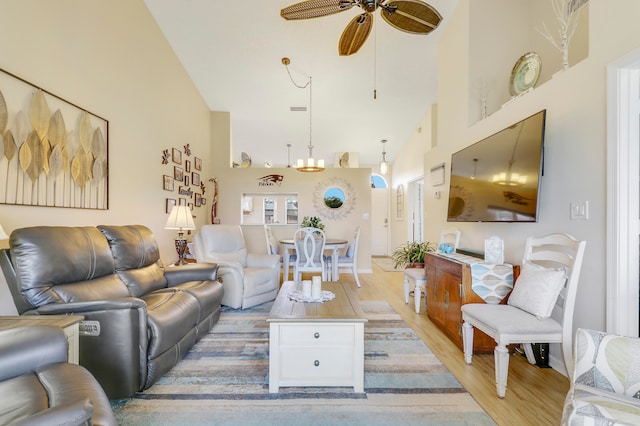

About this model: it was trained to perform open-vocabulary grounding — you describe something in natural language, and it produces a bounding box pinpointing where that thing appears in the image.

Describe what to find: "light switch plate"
[570,201,589,220]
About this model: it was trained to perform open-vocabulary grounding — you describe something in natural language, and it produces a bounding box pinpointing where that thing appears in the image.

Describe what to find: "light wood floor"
[309,262,569,426]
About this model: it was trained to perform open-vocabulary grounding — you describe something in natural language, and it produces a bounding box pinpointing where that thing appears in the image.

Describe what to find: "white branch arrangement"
[537,0,588,71]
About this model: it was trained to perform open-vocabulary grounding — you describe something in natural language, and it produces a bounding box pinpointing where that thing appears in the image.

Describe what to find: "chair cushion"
[507,262,566,319]
[346,243,355,258]
[462,304,563,335]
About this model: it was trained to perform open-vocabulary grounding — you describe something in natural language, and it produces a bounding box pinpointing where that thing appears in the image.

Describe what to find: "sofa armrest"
[247,253,280,269]
[26,298,148,399]
[14,398,94,426]
[164,262,218,287]
[0,326,68,381]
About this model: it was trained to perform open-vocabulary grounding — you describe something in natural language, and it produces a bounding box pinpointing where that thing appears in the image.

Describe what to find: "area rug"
[112,301,494,425]
[371,256,399,272]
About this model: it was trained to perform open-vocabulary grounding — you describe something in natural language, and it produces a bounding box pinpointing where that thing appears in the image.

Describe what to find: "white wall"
[392,0,640,369]
[0,0,212,314]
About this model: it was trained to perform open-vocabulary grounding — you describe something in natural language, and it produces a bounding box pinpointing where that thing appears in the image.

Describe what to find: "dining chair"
[404,228,461,313]
[264,224,294,282]
[461,233,586,398]
[293,227,328,281]
[332,226,361,287]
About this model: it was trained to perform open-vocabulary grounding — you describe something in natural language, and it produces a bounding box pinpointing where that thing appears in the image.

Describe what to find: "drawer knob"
[314,332,320,339]
[314,360,320,367]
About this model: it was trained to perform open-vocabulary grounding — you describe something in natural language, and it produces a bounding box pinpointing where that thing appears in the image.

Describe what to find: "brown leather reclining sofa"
[0,225,224,399]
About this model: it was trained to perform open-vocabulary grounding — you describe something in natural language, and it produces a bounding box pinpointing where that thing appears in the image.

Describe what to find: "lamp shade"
[164,205,195,231]
[0,224,8,240]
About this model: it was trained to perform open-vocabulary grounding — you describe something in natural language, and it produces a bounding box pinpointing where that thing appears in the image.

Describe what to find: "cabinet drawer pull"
[314,360,320,367]
[314,332,320,339]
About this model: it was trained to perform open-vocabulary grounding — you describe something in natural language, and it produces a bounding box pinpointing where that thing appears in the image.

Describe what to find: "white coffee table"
[267,280,367,393]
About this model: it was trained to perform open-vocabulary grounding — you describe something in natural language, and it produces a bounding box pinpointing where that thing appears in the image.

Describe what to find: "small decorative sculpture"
[209,177,220,224]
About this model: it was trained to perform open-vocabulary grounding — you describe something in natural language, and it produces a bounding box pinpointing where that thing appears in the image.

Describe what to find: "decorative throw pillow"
[507,262,567,319]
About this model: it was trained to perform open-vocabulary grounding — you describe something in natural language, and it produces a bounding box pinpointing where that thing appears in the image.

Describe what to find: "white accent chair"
[332,226,361,287]
[292,227,328,281]
[404,228,460,313]
[461,233,586,398]
[194,224,280,309]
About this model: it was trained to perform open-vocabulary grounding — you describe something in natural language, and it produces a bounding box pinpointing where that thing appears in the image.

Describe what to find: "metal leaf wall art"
[0,68,108,209]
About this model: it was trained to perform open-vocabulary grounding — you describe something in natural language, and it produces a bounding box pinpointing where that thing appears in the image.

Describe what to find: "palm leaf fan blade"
[339,13,373,56]
[0,90,7,134]
[30,89,50,140]
[381,0,441,34]
[48,109,67,148]
[281,0,353,20]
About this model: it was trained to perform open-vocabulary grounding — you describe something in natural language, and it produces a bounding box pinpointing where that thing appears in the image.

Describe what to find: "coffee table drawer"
[280,324,355,345]
[279,346,354,381]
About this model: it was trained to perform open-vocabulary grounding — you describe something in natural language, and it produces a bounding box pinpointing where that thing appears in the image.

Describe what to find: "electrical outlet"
[570,201,589,220]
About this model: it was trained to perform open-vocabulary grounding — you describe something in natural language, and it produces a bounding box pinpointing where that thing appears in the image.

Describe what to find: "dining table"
[279,238,348,282]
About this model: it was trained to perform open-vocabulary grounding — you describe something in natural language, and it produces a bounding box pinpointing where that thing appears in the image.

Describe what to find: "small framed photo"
[201,197,207,205]
[172,148,182,164]
[163,175,174,191]
[192,172,200,186]
[179,198,186,206]
[188,202,194,210]
[194,157,202,171]
[194,193,202,207]
[166,198,176,213]
[174,166,183,181]
[185,160,191,172]
[184,175,190,186]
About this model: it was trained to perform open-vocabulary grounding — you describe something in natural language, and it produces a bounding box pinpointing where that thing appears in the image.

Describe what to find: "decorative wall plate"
[509,52,541,96]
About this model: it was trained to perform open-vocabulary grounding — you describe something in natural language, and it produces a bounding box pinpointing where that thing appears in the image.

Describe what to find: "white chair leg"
[522,343,536,364]
[353,266,361,287]
[462,322,474,364]
[404,276,410,304]
[494,345,509,398]
[414,283,422,313]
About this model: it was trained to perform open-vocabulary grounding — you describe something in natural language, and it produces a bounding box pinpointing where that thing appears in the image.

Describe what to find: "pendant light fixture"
[282,57,324,172]
[379,139,388,175]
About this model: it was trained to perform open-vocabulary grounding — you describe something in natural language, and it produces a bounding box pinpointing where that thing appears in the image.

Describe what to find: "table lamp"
[164,205,195,265]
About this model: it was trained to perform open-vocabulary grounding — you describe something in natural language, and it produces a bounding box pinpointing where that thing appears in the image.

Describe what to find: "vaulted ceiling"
[144,0,459,168]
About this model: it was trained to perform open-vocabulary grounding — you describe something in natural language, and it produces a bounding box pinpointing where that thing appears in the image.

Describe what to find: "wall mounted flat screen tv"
[447,110,546,222]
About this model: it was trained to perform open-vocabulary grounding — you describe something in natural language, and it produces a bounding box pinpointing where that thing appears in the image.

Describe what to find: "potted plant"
[391,241,436,269]
[300,216,324,231]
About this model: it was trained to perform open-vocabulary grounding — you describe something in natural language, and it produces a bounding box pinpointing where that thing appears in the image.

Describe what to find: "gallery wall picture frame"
[194,157,202,171]
[172,148,182,164]
[192,172,200,186]
[163,175,174,191]
[0,67,109,209]
[179,198,186,206]
[166,198,176,213]
[184,175,190,186]
[185,160,191,172]
[194,192,202,207]
[174,166,183,181]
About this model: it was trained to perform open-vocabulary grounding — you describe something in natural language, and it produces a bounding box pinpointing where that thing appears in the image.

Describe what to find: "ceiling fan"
[280,0,442,56]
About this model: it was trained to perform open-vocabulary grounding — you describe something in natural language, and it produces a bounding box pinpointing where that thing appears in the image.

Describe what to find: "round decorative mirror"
[313,177,356,220]
[324,187,344,208]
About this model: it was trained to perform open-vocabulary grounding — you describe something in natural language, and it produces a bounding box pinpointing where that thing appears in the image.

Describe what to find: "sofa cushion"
[142,290,200,359]
[9,226,128,306]
[99,225,168,296]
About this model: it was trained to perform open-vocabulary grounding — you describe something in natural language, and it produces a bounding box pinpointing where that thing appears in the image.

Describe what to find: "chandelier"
[283,57,324,172]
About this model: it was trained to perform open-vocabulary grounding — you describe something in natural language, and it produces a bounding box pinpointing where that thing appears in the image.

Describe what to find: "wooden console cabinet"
[425,252,517,353]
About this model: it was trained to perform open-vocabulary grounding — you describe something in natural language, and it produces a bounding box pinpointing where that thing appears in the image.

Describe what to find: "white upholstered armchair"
[194,224,280,309]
